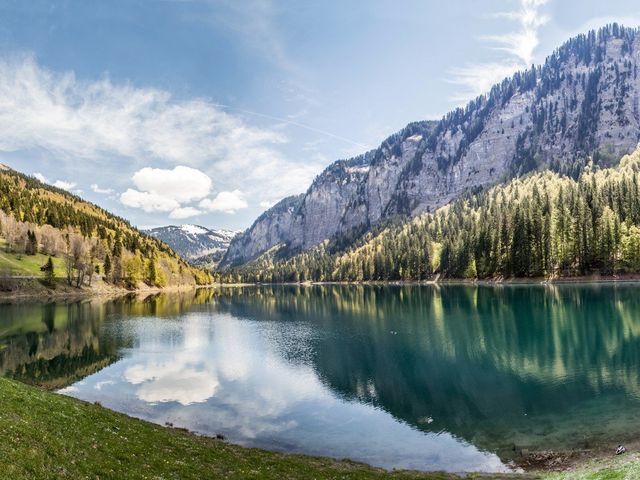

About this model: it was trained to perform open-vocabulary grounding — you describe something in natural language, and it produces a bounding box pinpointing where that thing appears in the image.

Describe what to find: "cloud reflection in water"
[60,311,508,473]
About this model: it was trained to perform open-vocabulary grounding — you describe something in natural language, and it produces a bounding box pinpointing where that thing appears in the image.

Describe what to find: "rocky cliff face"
[221,195,304,267]
[223,25,640,268]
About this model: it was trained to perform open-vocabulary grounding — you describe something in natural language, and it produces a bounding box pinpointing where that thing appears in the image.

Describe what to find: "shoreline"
[14,375,640,478]
[216,273,640,287]
[0,377,463,480]
[102,406,640,476]
[0,279,218,302]
[5,274,640,300]
[104,406,638,476]
[2,284,640,477]
[513,441,640,473]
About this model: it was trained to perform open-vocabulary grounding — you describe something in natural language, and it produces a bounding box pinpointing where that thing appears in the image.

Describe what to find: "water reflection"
[3,285,640,472]
[218,285,640,456]
[62,308,505,472]
[0,300,117,389]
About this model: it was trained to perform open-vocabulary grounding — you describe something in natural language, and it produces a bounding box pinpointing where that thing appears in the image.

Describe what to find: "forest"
[0,167,212,289]
[224,148,640,283]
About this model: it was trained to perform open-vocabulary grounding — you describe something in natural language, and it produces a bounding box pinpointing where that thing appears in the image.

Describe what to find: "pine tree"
[25,230,38,255]
[103,254,112,278]
[43,256,55,287]
[147,259,157,286]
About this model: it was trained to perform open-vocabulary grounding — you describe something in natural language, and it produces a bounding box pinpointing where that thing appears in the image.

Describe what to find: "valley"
[4,13,640,480]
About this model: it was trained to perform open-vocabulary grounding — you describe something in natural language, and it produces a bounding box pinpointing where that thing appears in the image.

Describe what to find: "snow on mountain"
[146,225,238,267]
[179,224,210,236]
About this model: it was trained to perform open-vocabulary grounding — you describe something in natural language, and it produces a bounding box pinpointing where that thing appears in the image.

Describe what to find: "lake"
[2,284,640,473]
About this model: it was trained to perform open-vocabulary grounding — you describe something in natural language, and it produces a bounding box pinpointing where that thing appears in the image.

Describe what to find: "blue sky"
[0,0,639,230]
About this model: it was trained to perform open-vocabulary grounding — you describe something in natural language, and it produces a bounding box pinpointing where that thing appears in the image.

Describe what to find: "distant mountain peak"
[146,224,238,268]
[179,224,210,235]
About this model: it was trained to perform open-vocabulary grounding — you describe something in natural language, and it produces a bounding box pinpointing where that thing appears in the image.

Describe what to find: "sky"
[0,0,639,230]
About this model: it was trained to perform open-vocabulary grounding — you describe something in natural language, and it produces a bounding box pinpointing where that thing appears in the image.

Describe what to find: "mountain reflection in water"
[2,284,640,472]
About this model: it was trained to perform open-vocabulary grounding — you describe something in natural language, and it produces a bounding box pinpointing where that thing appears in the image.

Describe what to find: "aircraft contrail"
[211,103,370,150]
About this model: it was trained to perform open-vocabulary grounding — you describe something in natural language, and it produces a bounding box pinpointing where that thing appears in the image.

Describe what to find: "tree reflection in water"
[3,285,640,469]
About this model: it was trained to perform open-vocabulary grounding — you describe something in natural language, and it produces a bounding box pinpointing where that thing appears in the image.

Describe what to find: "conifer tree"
[43,256,55,287]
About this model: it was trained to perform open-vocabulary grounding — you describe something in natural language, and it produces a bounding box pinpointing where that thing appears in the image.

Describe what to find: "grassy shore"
[0,378,467,480]
[3,377,640,479]
[545,456,640,480]
[0,244,210,300]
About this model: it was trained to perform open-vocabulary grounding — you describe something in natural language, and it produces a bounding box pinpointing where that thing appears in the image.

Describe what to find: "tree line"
[0,169,212,288]
[224,149,640,283]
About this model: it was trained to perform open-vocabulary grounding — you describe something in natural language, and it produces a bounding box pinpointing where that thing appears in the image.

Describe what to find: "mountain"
[227,147,640,282]
[146,225,237,267]
[222,24,640,268]
[0,166,212,290]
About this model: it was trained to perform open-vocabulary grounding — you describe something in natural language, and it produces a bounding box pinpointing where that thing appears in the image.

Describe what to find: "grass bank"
[545,455,640,479]
[0,244,208,300]
[0,243,66,277]
[2,378,638,479]
[0,378,468,480]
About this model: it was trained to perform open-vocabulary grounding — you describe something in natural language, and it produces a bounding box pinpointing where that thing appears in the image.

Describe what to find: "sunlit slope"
[0,167,212,289]
[229,147,640,282]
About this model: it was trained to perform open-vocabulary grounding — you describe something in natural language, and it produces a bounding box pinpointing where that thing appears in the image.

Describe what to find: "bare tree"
[86,238,104,287]
[40,225,64,256]
[0,212,21,252]
[71,235,88,287]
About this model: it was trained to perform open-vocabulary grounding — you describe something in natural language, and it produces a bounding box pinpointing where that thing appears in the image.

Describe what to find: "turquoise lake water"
[2,284,640,472]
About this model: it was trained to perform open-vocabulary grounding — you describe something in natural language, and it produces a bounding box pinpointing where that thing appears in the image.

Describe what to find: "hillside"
[222,24,640,268]
[0,166,212,293]
[146,224,237,268]
[225,147,640,283]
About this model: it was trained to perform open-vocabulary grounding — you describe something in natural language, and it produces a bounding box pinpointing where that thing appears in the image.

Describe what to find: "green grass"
[543,455,640,480]
[3,371,638,479]
[0,378,471,480]
[0,240,65,278]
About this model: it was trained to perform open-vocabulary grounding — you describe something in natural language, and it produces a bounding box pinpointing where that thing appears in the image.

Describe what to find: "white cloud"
[0,55,323,206]
[200,190,248,214]
[33,172,76,191]
[448,62,524,103]
[0,55,286,166]
[120,188,180,213]
[95,380,115,391]
[450,0,550,101]
[485,0,550,66]
[169,206,203,219]
[259,200,275,209]
[132,166,212,203]
[91,183,114,195]
[124,362,219,406]
[33,172,48,183]
[136,369,219,406]
[121,165,213,215]
[53,180,76,190]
